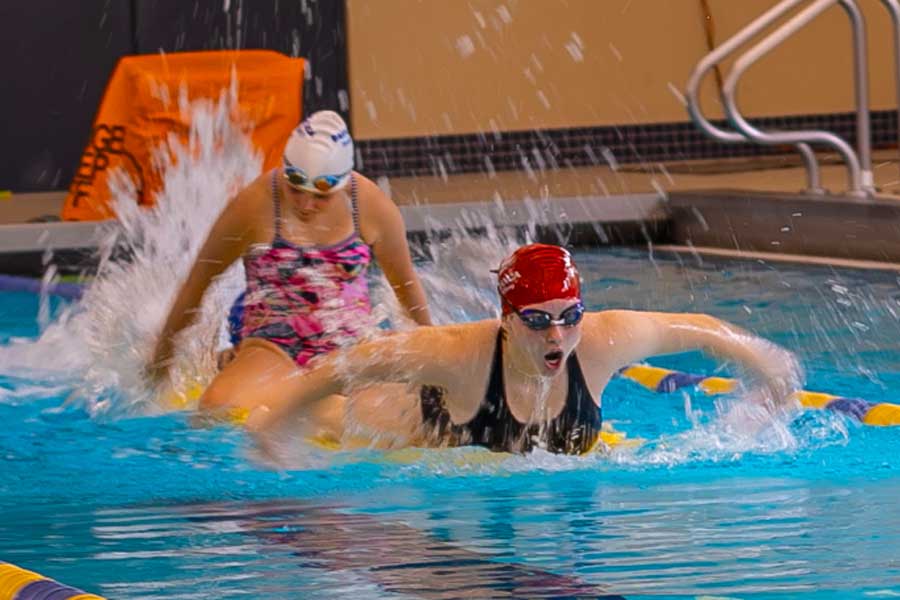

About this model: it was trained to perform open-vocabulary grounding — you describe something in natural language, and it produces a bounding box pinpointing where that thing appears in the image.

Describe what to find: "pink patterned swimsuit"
[228,171,373,367]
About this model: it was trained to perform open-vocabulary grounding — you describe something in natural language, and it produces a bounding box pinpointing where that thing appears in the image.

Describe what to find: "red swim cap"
[496,244,581,315]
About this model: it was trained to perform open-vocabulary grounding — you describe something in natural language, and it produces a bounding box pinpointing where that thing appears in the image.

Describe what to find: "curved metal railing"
[686,0,822,194]
[687,0,900,197]
[724,0,869,195]
[882,0,900,172]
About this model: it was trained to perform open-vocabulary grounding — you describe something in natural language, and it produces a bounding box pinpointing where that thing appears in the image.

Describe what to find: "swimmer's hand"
[145,335,175,386]
[244,405,291,469]
[742,339,804,412]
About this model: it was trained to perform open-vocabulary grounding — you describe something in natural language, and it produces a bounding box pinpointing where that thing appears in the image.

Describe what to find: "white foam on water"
[0,78,259,416]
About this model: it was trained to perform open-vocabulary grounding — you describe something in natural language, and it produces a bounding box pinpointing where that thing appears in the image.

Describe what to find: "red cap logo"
[496,244,581,315]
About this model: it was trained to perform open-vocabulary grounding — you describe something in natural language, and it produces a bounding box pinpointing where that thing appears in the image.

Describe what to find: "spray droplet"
[456,35,475,58]
[667,82,686,107]
[609,42,623,62]
[566,33,584,62]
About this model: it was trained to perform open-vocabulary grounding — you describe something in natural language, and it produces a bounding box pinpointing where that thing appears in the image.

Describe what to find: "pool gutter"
[0,192,668,276]
[667,189,900,263]
[5,188,900,277]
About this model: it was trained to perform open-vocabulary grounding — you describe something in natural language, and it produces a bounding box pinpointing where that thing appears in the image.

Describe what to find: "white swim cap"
[282,110,354,193]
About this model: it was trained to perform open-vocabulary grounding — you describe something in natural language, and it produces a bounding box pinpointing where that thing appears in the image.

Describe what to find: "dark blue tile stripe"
[357,109,898,178]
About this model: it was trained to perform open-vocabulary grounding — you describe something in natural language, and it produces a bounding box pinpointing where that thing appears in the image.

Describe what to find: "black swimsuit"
[420,331,603,455]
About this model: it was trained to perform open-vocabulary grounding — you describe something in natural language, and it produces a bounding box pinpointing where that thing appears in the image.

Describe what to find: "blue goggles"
[515,302,585,330]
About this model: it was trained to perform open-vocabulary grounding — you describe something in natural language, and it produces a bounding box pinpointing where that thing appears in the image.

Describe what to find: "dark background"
[0,0,348,193]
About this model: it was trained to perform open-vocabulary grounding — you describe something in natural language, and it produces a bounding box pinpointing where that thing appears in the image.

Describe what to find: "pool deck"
[2,149,900,275]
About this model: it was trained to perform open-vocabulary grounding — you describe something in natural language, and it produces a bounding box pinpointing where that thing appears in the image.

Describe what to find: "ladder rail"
[722,0,869,195]
[686,0,823,193]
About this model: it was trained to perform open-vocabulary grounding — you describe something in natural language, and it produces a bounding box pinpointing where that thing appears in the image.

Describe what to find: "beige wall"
[347,0,897,140]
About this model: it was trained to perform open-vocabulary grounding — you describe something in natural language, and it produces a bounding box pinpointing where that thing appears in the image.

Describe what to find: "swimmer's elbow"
[682,312,728,331]
[333,340,403,387]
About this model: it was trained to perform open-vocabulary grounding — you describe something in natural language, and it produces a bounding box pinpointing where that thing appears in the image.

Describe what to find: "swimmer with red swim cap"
[249,244,803,457]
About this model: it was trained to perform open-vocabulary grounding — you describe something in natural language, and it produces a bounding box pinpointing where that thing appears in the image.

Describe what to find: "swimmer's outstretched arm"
[148,180,264,383]
[246,323,474,432]
[583,310,802,405]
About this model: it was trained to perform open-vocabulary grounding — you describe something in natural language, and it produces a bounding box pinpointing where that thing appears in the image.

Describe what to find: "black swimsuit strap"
[484,328,506,410]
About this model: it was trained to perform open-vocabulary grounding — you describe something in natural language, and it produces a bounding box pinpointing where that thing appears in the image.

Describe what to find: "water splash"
[0,80,863,469]
[0,79,259,416]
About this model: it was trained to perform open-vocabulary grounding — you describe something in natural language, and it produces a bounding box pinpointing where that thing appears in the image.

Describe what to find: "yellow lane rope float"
[619,364,900,426]
[0,562,104,600]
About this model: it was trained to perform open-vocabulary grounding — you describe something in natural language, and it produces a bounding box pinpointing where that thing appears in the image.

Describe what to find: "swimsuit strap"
[270,169,284,240]
[458,330,520,447]
[484,329,506,412]
[350,174,360,235]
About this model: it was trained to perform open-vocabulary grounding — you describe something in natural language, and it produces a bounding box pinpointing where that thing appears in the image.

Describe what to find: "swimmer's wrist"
[752,345,804,404]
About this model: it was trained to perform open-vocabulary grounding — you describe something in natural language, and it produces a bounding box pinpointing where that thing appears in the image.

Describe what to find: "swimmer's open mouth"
[544,350,564,370]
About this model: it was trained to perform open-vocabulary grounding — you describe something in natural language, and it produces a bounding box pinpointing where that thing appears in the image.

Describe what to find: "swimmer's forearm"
[398,281,432,326]
[249,337,404,428]
[661,314,802,399]
[151,262,220,372]
[248,361,345,431]
[249,332,432,432]
[153,197,253,367]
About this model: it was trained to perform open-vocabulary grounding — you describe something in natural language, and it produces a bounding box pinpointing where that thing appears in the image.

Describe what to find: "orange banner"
[63,50,305,221]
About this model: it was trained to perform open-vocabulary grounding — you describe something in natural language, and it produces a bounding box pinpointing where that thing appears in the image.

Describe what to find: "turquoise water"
[2,248,900,599]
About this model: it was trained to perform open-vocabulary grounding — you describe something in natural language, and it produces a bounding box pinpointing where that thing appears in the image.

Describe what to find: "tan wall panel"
[347,0,898,139]
[347,0,714,138]
[705,0,897,118]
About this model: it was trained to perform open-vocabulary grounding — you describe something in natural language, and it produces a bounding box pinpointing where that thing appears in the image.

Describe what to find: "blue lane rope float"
[0,562,104,600]
[0,275,83,301]
[619,364,900,427]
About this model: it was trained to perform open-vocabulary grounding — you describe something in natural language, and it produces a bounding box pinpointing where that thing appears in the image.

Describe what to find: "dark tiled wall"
[356,110,898,179]
[1,0,347,193]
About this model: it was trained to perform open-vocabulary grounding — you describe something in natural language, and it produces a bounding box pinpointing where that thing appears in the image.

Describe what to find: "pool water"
[2,248,900,599]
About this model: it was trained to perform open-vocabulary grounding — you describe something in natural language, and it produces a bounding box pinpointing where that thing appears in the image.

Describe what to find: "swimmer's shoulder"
[403,318,495,341]
[219,172,279,238]
[400,320,497,386]
[579,310,652,346]
[351,171,382,196]
[220,171,271,213]
[403,319,498,360]
[583,309,649,329]
[352,173,402,223]
[347,172,409,245]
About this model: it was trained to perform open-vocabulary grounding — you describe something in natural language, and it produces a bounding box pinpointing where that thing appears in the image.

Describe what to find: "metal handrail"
[880,0,900,177]
[687,0,900,196]
[723,0,872,196]
[685,0,823,194]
